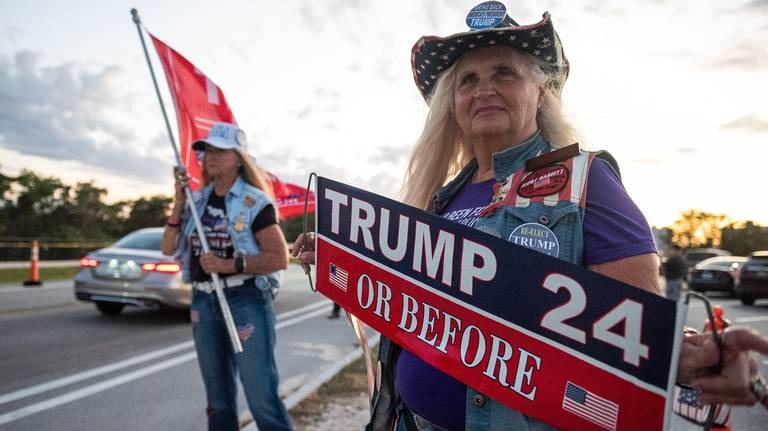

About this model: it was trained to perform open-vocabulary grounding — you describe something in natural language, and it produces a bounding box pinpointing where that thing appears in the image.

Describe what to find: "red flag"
[265,172,316,219]
[149,32,235,190]
[148,32,314,218]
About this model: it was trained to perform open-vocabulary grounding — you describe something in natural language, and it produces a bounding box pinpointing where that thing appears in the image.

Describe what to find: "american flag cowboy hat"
[411,1,569,102]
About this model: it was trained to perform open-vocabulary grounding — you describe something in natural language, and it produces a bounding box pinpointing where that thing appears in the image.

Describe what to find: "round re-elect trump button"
[508,222,560,257]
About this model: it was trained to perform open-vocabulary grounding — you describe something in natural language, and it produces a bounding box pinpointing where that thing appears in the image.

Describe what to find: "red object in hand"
[704,305,732,333]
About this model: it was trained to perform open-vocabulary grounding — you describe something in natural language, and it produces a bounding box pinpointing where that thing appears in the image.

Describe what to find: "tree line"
[0,169,765,260]
[0,169,172,260]
[0,169,312,260]
[659,209,768,256]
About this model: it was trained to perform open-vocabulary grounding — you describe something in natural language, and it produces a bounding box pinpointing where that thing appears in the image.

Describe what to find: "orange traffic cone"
[22,240,43,286]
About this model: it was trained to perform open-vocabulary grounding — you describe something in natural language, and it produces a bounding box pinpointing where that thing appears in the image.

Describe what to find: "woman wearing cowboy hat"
[162,122,293,431]
[294,2,768,430]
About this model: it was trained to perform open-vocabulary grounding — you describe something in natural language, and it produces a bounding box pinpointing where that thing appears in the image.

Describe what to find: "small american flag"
[237,323,254,342]
[329,263,349,291]
[673,385,731,426]
[562,382,619,431]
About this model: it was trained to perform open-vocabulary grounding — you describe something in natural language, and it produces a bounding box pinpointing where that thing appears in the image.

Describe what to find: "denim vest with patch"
[177,176,282,291]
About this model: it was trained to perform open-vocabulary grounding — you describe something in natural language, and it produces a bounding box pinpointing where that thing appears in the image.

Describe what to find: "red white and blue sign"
[314,177,686,431]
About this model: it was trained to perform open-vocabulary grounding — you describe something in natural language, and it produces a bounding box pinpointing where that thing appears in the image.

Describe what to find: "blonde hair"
[402,48,580,210]
[202,149,275,201]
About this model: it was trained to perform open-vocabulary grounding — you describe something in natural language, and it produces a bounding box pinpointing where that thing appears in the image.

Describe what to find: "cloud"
[745,0,768,8]
[631,158,662,165]
[353,170,402,199]
[711,40,768,70]
[0,50,170,182]
[253,143,404,199]
[675,147,697,155]
[368,145,410,165]
[1,26,23,45]
[721,114,768,133]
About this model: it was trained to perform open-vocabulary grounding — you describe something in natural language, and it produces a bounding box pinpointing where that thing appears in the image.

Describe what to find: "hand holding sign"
[680,327,768,407]
[291,232,315,274]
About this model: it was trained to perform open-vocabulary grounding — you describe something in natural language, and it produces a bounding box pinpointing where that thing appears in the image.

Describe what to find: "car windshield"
[113,231,162,250]
[701,261,736,270]
[686,253,717,263]
[696,256,746,269]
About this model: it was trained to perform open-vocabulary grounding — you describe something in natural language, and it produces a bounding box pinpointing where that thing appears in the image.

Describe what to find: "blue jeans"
[191,281,292,431]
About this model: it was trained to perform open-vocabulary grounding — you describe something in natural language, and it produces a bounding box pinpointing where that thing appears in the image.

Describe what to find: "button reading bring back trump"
[508,222,559,257]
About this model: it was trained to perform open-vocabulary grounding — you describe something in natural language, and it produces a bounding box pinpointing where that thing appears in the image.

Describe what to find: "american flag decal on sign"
[562,382,619,431]
[329,263,349,291]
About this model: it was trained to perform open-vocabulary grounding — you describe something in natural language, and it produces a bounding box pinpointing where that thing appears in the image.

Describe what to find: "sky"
[0,0,766,228]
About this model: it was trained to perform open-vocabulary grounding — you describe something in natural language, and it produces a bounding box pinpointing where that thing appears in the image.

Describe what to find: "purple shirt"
[395,158,657,430]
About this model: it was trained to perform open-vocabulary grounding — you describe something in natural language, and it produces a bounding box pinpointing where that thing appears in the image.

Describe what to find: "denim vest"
[368,133,605,431]
[177,176,282,291]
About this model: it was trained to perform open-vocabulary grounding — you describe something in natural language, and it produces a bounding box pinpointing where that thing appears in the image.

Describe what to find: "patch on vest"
[508,222,559,257]
[478,181,510,217]
[517,164,570,198]
[476,224,502,238]
[234,211,247,232]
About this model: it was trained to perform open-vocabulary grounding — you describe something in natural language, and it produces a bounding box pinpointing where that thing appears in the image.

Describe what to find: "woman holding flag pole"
[294,2,768,430]
[162,123,293,431]
[132,9,294,430]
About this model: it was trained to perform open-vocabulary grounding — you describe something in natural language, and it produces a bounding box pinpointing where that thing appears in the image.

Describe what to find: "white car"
[74,228,190,315]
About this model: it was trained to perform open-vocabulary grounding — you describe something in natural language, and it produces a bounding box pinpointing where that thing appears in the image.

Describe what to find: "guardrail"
[0,260,80,269]
[0,241,115,261]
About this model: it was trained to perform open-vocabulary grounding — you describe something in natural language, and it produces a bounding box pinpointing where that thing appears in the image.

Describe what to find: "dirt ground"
[289,348,374,430]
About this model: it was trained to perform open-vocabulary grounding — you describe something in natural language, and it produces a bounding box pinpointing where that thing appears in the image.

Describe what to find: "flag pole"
[131,8,243,353]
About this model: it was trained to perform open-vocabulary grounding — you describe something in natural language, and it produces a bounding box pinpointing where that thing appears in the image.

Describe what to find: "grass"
[0,267,81,284]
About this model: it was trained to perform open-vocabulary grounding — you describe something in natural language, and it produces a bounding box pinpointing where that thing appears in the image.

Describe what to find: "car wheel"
[96,301,125,316]
[740,296,755,306]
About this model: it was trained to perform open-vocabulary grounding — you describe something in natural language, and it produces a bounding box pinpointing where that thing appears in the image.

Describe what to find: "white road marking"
[0,280,72,294]
[0,301,333,425]
[734,316,768,323]
[0,353,197,425]
[277,305,333,329]
[276,300,329,321]
[0,342,194,405]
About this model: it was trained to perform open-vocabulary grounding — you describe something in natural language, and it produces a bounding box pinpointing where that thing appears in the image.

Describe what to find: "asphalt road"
[0,265,365,430]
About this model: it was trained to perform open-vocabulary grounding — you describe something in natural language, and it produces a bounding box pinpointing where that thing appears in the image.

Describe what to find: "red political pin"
[517,164,570,198]
[479,181,509,217]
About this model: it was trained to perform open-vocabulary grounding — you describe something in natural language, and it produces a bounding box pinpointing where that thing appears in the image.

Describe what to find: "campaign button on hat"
[192,122,248,151]
[508,222,559,257]
[466,1,507,30]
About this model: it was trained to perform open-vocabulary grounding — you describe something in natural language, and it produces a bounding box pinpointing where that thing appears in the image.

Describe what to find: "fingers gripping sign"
[688,327,768,406]
[292,232,316,275]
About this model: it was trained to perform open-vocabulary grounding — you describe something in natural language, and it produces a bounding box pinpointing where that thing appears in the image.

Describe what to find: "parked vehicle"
[684,248,731,281]
[688,256,747,296]
[74,228,190,315]
[735,251,768,306]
